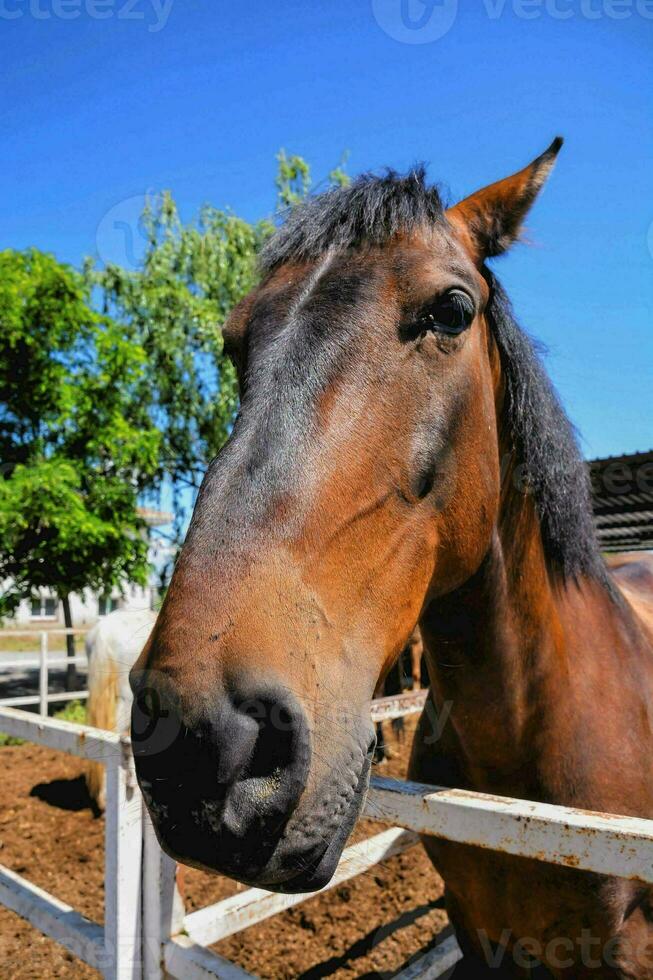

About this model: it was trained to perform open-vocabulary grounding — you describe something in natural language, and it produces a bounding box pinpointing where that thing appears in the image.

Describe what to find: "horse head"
[130,139,563,891]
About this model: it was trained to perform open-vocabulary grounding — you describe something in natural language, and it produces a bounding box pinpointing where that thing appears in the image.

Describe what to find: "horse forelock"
[259,166,446,273]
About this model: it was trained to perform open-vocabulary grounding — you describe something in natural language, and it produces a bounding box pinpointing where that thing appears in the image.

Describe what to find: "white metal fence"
[0,629,89,714]
[0,706,140,980]
[0,699,652,979]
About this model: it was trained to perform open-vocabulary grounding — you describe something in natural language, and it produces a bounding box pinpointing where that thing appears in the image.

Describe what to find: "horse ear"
[446,137,563,261]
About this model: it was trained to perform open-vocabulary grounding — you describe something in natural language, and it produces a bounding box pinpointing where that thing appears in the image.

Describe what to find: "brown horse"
[130,140,653,977]
[373,626,424,762]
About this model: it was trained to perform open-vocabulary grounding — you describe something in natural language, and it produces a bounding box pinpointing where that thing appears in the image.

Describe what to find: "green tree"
[0,249,159,687]
[275,149,350,209]
[87,195,269,504]
[275,150,312,208]
[87,153,349,554]
[0,153,349,683]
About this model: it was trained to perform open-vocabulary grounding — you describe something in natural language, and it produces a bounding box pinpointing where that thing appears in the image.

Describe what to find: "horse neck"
[420,470,605,793]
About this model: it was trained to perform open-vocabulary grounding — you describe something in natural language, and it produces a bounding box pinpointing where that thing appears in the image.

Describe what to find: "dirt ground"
[0,717,450,979]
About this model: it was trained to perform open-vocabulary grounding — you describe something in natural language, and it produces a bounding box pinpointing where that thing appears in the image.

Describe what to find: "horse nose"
[131,677,312,873]
[205,687,312,836]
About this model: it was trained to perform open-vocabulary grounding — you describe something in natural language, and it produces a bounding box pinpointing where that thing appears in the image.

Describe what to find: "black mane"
[485,273,605,582]
[260,170,605,582]
[259,167,445,272]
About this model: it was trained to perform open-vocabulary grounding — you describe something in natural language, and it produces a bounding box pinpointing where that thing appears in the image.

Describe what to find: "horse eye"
[415,289,475,335]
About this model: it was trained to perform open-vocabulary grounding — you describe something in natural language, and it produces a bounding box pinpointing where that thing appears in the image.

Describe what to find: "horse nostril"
[229,693,308,792]
[242,708,296,781]
[217,693,310,839]
[131,679,313,884]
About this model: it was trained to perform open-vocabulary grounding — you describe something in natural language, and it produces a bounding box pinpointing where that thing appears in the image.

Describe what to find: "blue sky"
[1,0,652,459]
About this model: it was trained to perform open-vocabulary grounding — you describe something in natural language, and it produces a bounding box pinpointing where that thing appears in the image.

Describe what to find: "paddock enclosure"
[1,453,652,977]
[0,629,89,714]
[1,696,652,980]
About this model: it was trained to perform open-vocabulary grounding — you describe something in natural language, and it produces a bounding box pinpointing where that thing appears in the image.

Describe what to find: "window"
[30,595,58,619]
[98,595,120,616]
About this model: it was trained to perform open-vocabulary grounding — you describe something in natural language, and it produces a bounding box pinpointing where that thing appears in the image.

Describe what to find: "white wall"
[10,584,157,627]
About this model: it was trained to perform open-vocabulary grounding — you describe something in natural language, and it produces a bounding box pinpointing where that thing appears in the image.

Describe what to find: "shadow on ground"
[298,897,447,979]
[30,775,101,817]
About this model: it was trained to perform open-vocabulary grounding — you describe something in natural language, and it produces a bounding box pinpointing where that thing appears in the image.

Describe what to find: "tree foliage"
[87,195,270,498]
[0,249,160,618]
[86,151,349,534]
[0,152,350,618]
[275,149,349,208]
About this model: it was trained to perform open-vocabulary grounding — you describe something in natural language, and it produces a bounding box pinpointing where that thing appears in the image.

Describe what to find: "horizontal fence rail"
[0,691,90,709]
[2,698,653,979]
[0,628,89,717]
[0,863,106,971]
[0,626,90,640]
[183,827,419,947]
[370,689,427,722]
[0,656,88,670]
[366,776,653,884]
[0,705,123,760]
[164,934,259,980]
[0,705,140,980]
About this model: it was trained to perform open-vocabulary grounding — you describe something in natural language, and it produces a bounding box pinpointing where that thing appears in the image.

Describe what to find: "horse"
[85,607,156,809]
[82,602,415,799]
[130,139,653,977]
[373,625,424,762]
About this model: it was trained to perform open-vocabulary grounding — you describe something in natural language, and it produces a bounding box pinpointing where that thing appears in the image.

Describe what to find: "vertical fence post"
[39,631,48,717]
[142,808,184,980]
[104,741,143,980]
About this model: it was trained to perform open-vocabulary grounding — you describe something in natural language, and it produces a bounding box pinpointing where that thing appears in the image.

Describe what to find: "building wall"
[5,530,173,627]
[11,584,157,627]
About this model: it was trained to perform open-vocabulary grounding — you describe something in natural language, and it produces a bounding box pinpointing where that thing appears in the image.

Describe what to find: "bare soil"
[0,718,449,979]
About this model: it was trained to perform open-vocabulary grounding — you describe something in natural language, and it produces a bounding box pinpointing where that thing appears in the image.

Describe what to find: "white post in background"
[142,809,184,980]
[39,631,48,717]
[104,742,143,980]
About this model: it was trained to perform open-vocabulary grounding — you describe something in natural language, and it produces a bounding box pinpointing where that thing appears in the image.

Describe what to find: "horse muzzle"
[129,670,374,891]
